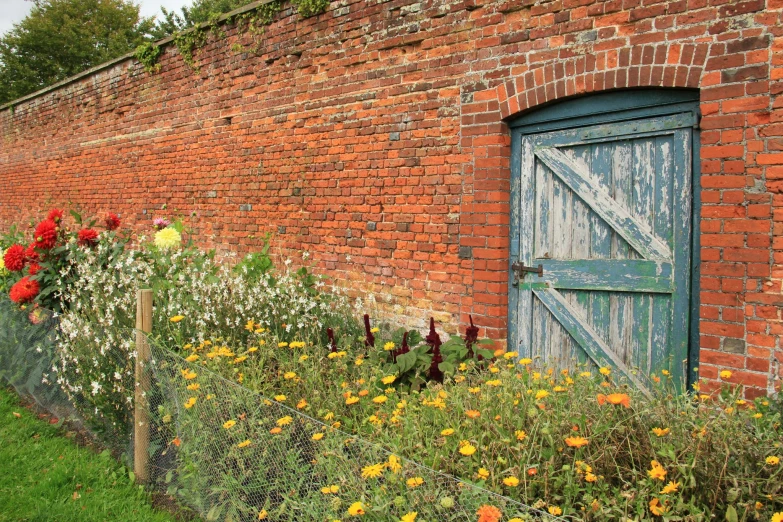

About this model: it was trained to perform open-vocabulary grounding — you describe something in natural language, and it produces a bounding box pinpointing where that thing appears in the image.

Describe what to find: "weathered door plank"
[535,146,672,261]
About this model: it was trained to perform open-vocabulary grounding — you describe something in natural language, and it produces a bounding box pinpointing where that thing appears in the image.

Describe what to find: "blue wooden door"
[510,97,698,393]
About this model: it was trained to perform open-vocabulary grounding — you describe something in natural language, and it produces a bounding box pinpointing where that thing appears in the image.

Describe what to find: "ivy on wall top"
[134,0,328,72]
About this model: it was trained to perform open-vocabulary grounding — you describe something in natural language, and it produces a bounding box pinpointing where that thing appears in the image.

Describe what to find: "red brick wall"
[1,0,781,397]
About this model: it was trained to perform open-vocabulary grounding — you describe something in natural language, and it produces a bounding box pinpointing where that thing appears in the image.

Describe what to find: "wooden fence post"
[134,289,153,484]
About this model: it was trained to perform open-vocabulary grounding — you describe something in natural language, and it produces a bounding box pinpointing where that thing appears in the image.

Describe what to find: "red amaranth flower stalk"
[465,315,479,359]
[327,327,337,353]
[363,314,374,348]
[427,319,444,383]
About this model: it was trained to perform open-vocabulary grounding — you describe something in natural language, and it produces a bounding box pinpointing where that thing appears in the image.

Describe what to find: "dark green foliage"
[148,0,251,39]
[0,0,153,105]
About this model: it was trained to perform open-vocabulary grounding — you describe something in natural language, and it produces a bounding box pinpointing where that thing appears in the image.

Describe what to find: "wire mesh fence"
[0,299,561,522]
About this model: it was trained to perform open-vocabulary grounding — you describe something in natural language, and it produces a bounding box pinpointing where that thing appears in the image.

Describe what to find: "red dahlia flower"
[4,244,26,271]
[28,262,42,276]
[77,228,99,246]
[105,213,120,231]
[47,208,64,223]
[9,276,40,303]
[25,243,40,262]
[34,219,58,249]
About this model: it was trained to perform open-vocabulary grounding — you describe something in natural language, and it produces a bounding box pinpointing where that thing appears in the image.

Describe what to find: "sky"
[0,0,192,36]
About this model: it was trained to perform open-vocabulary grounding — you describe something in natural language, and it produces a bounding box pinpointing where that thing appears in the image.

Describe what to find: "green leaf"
[128,471,135,484]
[438,361,455,376]
[725,505,737,522]
[395,350,418,374]
[69,210,82,225]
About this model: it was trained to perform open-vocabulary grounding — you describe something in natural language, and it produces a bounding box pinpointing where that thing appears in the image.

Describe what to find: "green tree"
[0,0,153,105]
[149,0,249,40]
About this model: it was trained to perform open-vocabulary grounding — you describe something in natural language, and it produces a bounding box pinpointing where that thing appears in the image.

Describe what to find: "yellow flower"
[458,363,468,371]
[579,371,591,377]
[181,369,197,380]
[347,501,366,516]
[169,315,184,323]
[662,369,670,376]
[184,397,197,409]
[648,460,667,481]
[720,370,732,379]
[184,354,199,362]
[766,456,780,465]
[321,485,339,494]
[238,440,251,448]
[274,394,286,402]
[459,443,477,456]
[661,481,680,494]
[355,358,364,366]
[277,416,293,427]
[649,498,668,516]
[502,476,519,487]
[400,513,417,522]
[370,327,380,333]
[312,432,324,441]
[772,513,783,522]
[535,390,549,400]
[553,385,567,392]
[258,509,268,520]
[406,477,424,488]
[548,506,562,516]
[441,428,455,436]
[387,455,402,473]
[284,371,297,380]
[381,375,396,385]
[383,342,395,351]
[509,519,524,522]
[298,354,308,361]
[754,413,763,419]
[245,320,256,332]
[346,396,360,405]
[515,430,527,441]
[519,358,533,365]
[485,379,502,387]
[186,383,200,391]
[652,427,670,437]
[223,420,236,429]
[155,228,182,249]
[585,472,597,482]
[269,427,282,434]
[372,395,388,404]
[324,412,334,420]
[206,394,214,400]
[468,387,481,394]
[361,463,384,479]
[564,436,589,448]
[297,399,307,409]
[476,468,490,479]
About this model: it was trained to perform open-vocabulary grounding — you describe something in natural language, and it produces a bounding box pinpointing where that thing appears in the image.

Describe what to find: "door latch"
[511,262,543,286]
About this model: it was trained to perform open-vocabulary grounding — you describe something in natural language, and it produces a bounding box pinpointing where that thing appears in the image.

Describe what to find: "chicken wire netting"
[0,299,560,522]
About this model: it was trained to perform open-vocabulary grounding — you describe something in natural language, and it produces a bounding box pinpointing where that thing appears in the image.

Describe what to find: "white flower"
[91,381,102,396]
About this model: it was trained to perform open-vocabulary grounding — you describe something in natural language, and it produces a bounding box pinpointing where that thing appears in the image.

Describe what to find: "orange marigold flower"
[600,393,631,408]
[648,460,667,481]
[649,498,668,516]
[476,505,502,522]
[465,410,481,419]
[564,436,589,448]
[652,427,670,437]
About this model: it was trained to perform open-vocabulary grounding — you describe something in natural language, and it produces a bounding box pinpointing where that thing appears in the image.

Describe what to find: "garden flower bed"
[1,209,782,521]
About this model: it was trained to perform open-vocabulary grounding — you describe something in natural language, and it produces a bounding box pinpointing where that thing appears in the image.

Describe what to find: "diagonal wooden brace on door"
[533,286,653,398]
[535,147,672,261]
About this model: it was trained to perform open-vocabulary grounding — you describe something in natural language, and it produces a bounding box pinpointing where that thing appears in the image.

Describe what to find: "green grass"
[0,387,177,522]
